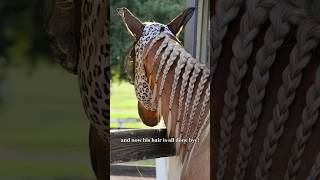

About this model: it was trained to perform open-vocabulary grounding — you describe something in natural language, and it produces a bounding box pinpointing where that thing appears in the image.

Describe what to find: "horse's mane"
[143,32,210,169]
[146,32,210,139]
[212,0,320,179]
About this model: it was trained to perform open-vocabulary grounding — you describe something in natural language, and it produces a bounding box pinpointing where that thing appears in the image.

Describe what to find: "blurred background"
[0,0,94,179]
[0,0,185,179]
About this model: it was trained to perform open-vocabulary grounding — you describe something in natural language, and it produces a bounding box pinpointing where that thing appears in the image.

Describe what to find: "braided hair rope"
[212,0,244,74]
[306,151,320,180]
[216,0,278,178]
[284,64,320,180]
[182,110,210,176]
[150,37,172,103]
[176,59,195,149]
[174,53,193,153]
[154,42,175,120]
[187,68,210,148]
[158,45,182,136]
[233,3,291,179]
[142,33,210,172]
[168,53,189,139]
[149,35,171,80]
[191,84,210,147]
[143,33,168,75]
[181,62,202,139]
[255,18,320,180]
[181,87,211,176]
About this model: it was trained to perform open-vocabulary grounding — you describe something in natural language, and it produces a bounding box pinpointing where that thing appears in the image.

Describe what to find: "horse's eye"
[123,45,135,85]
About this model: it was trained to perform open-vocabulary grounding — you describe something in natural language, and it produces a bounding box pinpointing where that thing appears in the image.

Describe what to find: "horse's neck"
[145,34,210,157]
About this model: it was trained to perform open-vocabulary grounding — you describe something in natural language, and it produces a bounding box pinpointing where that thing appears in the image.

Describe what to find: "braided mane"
[212,0,320,179]
[147,33,210,139]
[117,6,209,179]
[140,32,210,171]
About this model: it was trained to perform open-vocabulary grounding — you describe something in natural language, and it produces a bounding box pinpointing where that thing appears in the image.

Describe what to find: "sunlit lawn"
[110,81,162,166]
[110,81,152,129]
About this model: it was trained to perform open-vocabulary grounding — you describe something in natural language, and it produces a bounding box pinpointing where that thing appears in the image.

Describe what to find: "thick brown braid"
[255,18,320,180]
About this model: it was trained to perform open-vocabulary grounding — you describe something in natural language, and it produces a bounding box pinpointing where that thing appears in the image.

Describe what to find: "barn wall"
[184,0,209,65]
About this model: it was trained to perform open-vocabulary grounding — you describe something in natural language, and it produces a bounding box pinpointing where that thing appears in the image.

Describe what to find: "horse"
[117,7,210,180]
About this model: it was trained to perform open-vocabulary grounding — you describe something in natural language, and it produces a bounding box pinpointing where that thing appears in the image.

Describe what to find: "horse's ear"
[167,7,195,36]
[117,7,144,40]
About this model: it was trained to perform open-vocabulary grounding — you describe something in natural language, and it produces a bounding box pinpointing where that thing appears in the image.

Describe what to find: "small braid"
[182,111,210,177]
[285,65,320,180]
[155,42,174,83]
[159,45,182,96]
[150,39,170,102]
[212,0,244,74]
[255,18,320,180]
[191,84,210,146]
[182,62,202,140]
[152,42,174,104]
[306,152,320,180]
[158,45,181,135]
[217,0,276,178]
[188,69,210,144]
[233,3,291,179]
[183,111,211,175]
[197,108,210,144]
[177,58,195,146]
[168,52,189,138]
[144,33,166,61]
[168,53,189,111]
[151,36,171,76]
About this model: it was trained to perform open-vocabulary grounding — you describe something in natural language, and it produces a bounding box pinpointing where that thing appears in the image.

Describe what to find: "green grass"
[110,81,154,129]
[110,78,161,168]
[1,159,93,179]
[110,81,139,119]
[0,64,95,179]
[110,79,166,130]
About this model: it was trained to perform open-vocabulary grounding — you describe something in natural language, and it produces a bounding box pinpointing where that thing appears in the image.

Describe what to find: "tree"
[110,0,184,80]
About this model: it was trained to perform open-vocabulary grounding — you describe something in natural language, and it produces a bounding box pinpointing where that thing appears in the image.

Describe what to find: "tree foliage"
[111,0,185,80]
[0,0,184,78]
[0,0,52,69]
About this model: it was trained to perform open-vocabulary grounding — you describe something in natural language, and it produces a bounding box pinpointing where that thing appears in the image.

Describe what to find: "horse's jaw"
[137,101,159,127]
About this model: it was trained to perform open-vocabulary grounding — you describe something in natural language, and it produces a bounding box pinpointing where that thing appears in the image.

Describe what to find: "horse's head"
[117,7,194,127]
